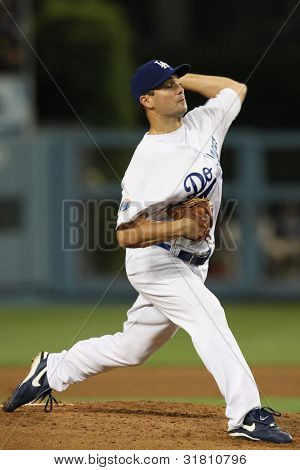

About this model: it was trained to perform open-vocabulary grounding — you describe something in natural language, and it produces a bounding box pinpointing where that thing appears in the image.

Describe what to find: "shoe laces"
[261,407,281,417]
[248,407,281,427]
[38,390,58,413]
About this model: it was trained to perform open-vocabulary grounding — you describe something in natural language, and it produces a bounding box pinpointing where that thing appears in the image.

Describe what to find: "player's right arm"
[180,73,247,103]
[116,216,202,248]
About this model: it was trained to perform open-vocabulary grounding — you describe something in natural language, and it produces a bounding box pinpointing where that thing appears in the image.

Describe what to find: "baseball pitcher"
[4,59,292,444]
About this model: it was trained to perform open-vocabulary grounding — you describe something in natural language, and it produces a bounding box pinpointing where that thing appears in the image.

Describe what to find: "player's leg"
[3,295,178,412]
[126,247,261,431]
[47,295,178,392]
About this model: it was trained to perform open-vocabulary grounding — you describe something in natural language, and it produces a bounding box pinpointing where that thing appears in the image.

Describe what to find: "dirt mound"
[1,402,299,450]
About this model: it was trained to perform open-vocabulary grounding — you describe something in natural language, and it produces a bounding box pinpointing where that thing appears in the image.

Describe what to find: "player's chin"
[178,100,188,114]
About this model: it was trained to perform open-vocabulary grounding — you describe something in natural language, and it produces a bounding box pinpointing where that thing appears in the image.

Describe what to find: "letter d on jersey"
[184,167,216,197]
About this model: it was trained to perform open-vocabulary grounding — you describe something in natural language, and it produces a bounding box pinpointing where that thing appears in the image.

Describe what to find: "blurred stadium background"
[0,1,299,408]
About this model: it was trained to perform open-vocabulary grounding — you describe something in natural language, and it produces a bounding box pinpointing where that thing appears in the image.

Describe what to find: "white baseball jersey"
[117,88,241,256]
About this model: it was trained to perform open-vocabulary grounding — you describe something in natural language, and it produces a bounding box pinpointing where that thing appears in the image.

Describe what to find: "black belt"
[157,243,211,266]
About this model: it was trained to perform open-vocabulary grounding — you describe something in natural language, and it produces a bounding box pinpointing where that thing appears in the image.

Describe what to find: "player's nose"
[176,82,184,94]
[177,87,185,99]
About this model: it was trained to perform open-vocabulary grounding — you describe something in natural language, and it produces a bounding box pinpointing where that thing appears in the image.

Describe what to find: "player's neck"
[147,115,183,135]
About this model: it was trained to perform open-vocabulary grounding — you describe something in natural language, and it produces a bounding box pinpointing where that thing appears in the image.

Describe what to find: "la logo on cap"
[154,60,170,69]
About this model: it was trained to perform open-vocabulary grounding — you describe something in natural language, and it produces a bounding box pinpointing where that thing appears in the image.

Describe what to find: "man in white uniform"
[4,60,292,444]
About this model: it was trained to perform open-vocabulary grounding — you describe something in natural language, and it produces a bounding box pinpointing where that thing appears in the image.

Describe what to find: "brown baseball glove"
[167,197,213,241]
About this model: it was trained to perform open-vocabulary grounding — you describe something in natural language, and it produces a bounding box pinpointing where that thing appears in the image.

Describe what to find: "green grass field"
[0,302,299,366]
[1,302,299,412]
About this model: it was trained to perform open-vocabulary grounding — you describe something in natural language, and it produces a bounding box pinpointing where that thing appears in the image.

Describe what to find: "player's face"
[150,75,187,117]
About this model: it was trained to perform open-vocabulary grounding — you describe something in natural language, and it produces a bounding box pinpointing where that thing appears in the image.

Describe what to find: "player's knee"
[122,342,151,366]
[126,351,149,367]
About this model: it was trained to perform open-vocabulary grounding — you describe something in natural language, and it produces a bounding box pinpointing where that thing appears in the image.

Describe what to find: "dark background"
[0,0,299,297]
[27,0,299,128]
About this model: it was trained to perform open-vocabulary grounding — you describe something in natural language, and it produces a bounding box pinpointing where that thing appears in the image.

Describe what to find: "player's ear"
[140,94,154,110]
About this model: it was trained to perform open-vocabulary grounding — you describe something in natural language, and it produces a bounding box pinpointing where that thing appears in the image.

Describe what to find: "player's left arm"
[180,73,247,103]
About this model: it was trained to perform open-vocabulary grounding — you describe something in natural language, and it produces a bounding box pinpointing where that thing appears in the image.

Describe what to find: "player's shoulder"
[134,133,176,158]
[122,137,156,182]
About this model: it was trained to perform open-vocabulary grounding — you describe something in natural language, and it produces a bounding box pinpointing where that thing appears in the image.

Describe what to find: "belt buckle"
[189,253,197,265]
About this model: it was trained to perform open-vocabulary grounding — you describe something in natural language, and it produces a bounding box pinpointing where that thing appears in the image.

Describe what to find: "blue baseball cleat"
[3,352,57,413]
[228,407,292,444]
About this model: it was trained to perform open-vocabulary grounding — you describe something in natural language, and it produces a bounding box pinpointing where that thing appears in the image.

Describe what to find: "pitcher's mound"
[1,401,299,450]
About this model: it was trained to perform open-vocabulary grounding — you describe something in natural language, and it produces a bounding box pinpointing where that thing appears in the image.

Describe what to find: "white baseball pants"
[47,246,261,430]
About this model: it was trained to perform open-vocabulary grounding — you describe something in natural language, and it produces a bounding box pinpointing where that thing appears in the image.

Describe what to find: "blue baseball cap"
[130,59,191,103]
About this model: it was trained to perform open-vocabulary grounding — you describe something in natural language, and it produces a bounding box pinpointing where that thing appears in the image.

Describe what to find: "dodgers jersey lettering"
[117,88,241,255]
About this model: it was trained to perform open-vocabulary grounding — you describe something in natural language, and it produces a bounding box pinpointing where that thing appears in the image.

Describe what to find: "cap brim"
[173,63,191,78]
[149,63,191,91]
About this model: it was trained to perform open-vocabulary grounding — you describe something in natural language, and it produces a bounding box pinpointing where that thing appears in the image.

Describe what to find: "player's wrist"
[173,219,187,238]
